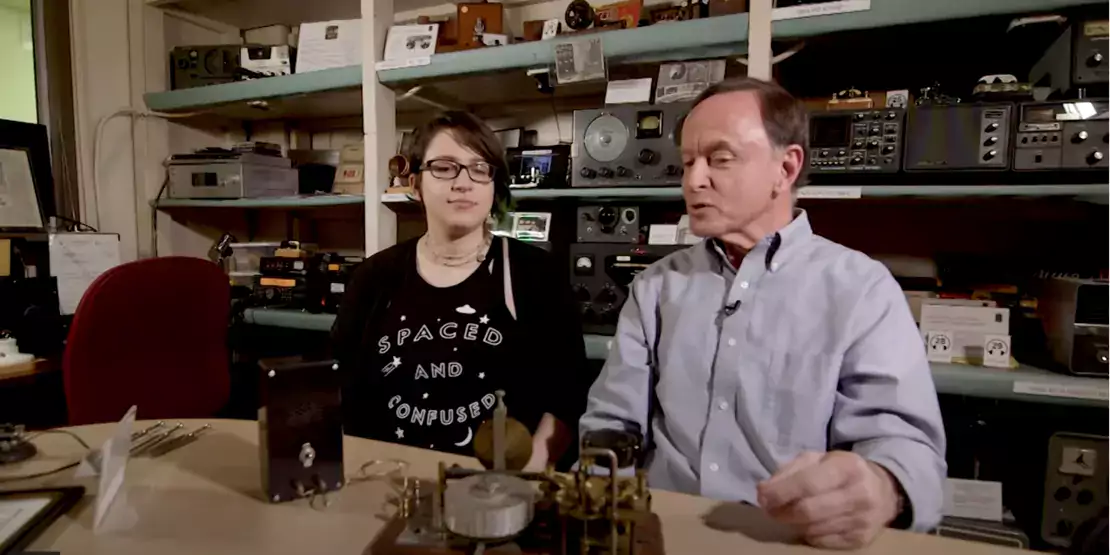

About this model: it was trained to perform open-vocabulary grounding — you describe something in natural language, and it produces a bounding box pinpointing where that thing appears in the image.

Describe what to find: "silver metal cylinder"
[444,474,535,540]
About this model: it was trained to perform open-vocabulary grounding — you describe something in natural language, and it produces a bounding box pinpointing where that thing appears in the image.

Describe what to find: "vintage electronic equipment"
[170,45,242,90]
[507,145,570,189]
[808,109,904,173]
[306,253,361,313]
[1039,278,1108,378]
[1030,19,1109,95]
[0,424,36,464]
[577,205,640,243]
[168,151,297,199]
[0,277,63,357]
[933,518,1029,549]
[564,0,595,30]
[240,45,294,78]
[457,2,504,49]
[253,276,309,307]
[571,243,684,334]
[1014,100,1109,171]
[259,359,345,504]
[260,256,310,276]
[369,392,663,555]
[289,149,339,195]
[1040,432,1108,548]
[903,103,1014,171]
[594,0,642,30]
[572,103,690,187]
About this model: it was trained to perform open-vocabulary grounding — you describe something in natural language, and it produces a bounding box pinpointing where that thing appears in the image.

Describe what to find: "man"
[579,78,946,549]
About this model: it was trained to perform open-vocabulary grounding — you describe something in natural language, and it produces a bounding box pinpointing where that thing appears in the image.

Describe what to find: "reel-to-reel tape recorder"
[572,103,691,187]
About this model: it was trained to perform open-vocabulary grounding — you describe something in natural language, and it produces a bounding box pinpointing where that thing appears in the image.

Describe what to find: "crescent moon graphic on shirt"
[454,427,474,447]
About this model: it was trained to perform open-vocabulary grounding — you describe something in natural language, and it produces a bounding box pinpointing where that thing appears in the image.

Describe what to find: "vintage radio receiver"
[572,103,690,187]
[571,243,684,334]
[168,151,298,199]
[253,276,309,307]
[1040,433,1108,548]
[577,205,640,243]
[260,256,309,276]
[1039,277,1108,378]
[241,45,294,78]
[1014,100,1108,171]
[259,359,345,504]
[170,45,242,90]
[903,104,1013,171]
[507,145,570,188]
[1030,19,1109,95]
[808,109,904,173]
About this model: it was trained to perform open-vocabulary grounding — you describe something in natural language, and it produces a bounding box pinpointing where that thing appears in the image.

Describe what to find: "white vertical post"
[362,0,398,255]
[747,0,773,80]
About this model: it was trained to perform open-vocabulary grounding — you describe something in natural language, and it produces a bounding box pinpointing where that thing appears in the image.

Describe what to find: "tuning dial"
[1088,150,1104,165]
[985,122,1000,132]
[596,285,618,303]
[637,148,657,164]
[881,145,895,155]
[1088,52,1105,68]
[616,166,631,177]
[1073,130,1090,143]
[664,164,680,176]
[598,167,614,178]
[983,136,999,146]
[579,167,596,179]
[982,149,998,161]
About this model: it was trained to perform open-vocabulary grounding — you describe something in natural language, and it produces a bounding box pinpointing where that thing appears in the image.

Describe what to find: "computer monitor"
[0,118,55,232]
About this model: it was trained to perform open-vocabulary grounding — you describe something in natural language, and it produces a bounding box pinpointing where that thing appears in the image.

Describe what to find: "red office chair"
[63,256,231,425]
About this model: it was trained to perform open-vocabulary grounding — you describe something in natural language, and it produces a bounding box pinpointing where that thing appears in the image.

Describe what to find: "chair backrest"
[63,256,231,425]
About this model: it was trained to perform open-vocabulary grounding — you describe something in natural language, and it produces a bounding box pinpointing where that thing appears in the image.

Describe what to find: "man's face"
[679,91,796,239]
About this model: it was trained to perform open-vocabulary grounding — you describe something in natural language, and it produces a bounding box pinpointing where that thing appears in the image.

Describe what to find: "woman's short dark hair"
[403,111,511,219]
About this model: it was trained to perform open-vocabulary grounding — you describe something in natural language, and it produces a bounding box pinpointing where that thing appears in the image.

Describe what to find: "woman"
[332,111,590,470]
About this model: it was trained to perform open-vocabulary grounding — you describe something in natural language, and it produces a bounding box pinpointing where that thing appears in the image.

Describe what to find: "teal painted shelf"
[243,308,337,332]
[381,184,1108,205]
[143,66,362,118]
[378,13,750,85]
[772,0,1102,40]
[154,194,365,209]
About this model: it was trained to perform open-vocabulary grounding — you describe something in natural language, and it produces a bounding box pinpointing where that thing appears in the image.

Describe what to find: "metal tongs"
[130,422,184,456]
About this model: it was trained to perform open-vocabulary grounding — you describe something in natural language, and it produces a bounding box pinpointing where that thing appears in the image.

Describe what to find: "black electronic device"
[170,45,243,90]
[306,253,361,313]
[506,145,570,189]
[259,359,345,504]
[808,108,904,173]
[576,205,640,243]
[903,104,1014,171]
[1014,100,1109,171]
[1040,433,1108,548]
[1039,278,1108,378]
[0,277,63,357]
[1030,19,1109,96]
[572,103,690,187]
[570,243,684,334]
[253,276,309,308]
[260,256,310,276]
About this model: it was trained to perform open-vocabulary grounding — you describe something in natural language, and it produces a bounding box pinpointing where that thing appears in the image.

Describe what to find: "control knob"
[572,284,591,302]
[598,167,614,178]
[579,167,597,179]
[867,138,880,149]
[982,149,998,161]
[849,155,863,166]
[1088,52,1105,67]
[616,166,632,177]
[881,145,895,155]
[885,111,898,120]
[1073,130,1090,143]
[852,139,865,149]
[664,164,681,176]
[1087,150,1105,165]
[983,136,999,146]
[984,122,999,132]
[596,285,618,303]
[637,148,657,165]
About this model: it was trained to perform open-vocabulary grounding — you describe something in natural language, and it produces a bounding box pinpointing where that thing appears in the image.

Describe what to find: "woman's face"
[416,131,496,236]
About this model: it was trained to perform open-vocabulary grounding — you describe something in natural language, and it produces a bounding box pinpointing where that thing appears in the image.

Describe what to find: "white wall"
[0,0,37,123]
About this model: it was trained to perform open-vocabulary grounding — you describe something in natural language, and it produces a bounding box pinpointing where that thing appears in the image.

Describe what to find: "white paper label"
[772,0,871,20]
[542,19,561,40]
[925,331,954,363]
[293,260,304,270]
[797,186,862,199]
[374,56,431,71]
[943,478,1003,522]
[982,334,1010,368]
[648,224,679,245]
[1012,381,1109,401]
[330,282,345,294]
[381,193,411,203]
[605,78,654,105]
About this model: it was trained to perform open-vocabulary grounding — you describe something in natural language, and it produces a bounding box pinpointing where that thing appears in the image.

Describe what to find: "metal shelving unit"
[153,194,365,209]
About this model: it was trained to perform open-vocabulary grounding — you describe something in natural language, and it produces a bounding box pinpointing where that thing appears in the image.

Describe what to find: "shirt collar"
[707,209,813,273]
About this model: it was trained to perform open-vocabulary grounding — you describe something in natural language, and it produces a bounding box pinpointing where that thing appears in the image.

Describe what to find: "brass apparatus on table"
[370,390,662,555]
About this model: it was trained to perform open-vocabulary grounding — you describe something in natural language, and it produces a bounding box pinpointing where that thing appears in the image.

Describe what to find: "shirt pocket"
[747,348,840,452]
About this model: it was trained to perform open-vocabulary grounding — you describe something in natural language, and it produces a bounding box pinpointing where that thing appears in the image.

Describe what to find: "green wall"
[0,1,37,124]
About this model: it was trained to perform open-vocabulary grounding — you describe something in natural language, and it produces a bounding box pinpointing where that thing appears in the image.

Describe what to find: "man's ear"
[778,144,805,194]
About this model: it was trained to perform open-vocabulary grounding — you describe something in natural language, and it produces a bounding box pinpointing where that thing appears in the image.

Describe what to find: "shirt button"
[727,338,736,347]
[771,262,779,271]
[739,281,749,289]
[709,463,720,472]
[718,400,729,410]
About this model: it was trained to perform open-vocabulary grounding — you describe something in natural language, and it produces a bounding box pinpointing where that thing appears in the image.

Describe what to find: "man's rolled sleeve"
[830,265,947,532]
[580,281,654,443]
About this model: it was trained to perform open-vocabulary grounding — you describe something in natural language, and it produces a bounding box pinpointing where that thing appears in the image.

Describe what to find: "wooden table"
[0,419,1022,555]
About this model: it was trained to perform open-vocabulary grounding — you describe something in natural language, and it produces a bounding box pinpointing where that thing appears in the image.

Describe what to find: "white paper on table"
[943,478,1003,522]
[89,406,136,531]
[296,20,362,73]
[605,78,653,105]
[48,232,121,315]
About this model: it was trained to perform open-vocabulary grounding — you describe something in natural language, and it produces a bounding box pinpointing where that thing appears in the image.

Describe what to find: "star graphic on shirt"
[400,315,406,322]
[422,393,429,399]
[478,372,485,379]
[393,356,401,366]
[479,314,490,324]
[429,444,435,449]
[395,428,404,439]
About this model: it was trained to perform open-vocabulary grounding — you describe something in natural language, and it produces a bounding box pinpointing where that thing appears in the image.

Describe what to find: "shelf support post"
[362,0,398,255]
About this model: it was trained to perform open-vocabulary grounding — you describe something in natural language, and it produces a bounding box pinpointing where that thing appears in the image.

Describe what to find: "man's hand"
[757,451,902,549]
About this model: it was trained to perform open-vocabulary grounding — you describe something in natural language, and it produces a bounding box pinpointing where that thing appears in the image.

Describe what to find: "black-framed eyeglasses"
[420,159,496,183]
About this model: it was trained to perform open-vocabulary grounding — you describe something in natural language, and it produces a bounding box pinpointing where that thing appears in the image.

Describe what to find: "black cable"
[26,429,92,450]
[0,429,89,483]
[152,171,171,257]
[52,215,98,232]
